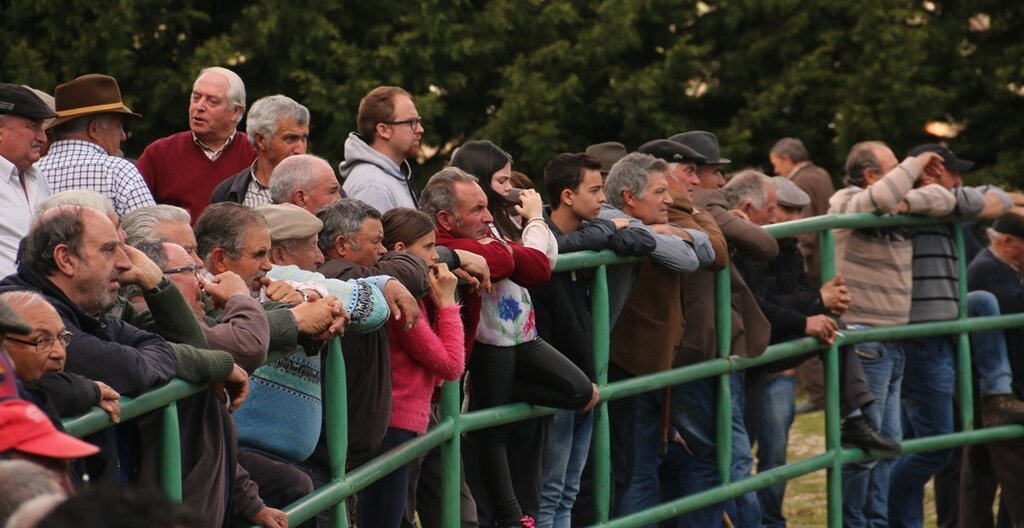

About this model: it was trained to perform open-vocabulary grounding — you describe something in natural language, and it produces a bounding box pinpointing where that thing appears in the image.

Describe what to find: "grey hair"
[770,137,810,162]
[196,67,246,117]
[604,152,668,209]
[35,189,115,220]
[0,290,50,317]
[269,154,333,204]
[121,205,192,247]
[49,114,119,142]
[4,493,65,528]
[419,167,478,222]
[246,95,309,145]
[194,202,267,264]
[0,460,63,522]
[316,199,382,256]
[845,141,885,187]
[722,170,770,209]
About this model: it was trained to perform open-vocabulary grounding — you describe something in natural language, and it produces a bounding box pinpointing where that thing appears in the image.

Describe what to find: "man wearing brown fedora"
[0,83,58,279]
[37,74,155,218]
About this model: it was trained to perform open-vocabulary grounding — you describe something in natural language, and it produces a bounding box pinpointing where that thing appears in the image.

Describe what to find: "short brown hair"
[357,86,412,142]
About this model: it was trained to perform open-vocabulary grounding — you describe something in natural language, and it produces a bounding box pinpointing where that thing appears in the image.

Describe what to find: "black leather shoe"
[841,415,901,455]
[981,394,1024,428]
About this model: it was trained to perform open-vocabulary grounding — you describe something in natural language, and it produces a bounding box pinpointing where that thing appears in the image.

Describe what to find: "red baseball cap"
[0,399,99,458]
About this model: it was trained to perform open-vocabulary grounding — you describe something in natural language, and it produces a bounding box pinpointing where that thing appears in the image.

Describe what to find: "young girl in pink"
[356,207,465,528]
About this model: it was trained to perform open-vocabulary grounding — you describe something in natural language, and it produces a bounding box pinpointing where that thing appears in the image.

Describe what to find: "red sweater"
[388,301,465,433]
[136,131,257,222]
[434,227,551,357]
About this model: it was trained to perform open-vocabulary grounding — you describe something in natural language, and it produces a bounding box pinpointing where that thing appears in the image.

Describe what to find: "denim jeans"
[755,374,796,528]
[889,336,956,527]
[666,373,760,528]
[967,290,1015,396]
[617,390,668,527]
[538,409,594,528]
[668,378,723,527]
[842,339,904,528]
[724,371,761,528]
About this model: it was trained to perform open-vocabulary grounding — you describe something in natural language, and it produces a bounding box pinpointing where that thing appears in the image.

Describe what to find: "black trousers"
[468,339,592,524]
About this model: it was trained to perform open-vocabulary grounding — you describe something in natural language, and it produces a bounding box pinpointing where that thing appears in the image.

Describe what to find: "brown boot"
[981,394,1024,427]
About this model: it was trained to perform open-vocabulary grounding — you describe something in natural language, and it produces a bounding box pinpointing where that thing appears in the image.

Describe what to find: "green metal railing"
[63,212,1024,527]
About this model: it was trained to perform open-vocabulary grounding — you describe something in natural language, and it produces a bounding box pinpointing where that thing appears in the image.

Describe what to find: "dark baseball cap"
[907,143,974,173]
[638,139,706,165]
[0,83,59,121]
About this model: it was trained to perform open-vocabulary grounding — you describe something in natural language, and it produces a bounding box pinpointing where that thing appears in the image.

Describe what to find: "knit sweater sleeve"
[390,303,465,381]
[904,183,957,217]
[836,158,923,214]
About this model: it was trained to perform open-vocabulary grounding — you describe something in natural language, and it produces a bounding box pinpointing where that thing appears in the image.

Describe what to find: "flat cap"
[638,139,706,165]
[256,203,324,242]
[770,176,811,209]
[585,141,628,176]
[993,212,1024,239]
[0,83,58,121]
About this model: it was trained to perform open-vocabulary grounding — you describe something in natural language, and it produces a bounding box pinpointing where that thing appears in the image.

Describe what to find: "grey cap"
[669,131,731,164]
[771,176,810,209]
[585,141,628,176]
[0,298,31,335]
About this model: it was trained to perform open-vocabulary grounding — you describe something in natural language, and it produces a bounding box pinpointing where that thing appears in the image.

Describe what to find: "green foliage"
[2,0,1022,189]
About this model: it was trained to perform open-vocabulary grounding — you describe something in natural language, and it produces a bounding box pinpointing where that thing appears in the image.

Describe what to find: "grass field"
[780,410,937,527]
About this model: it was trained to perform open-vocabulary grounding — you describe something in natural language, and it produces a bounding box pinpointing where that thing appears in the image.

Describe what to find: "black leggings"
[469,338,592,524]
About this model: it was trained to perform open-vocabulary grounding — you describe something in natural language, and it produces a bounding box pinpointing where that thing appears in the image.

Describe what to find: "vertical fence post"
[440,378,462,526]
[591,265,612,524]
[953,224,975,431]
[160,402,182,501]
[818,228,844,528]
[714,267,732,485]
[323,338,350,528]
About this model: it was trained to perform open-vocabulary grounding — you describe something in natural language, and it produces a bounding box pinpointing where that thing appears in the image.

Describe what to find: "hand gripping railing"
[62,212,1024,527]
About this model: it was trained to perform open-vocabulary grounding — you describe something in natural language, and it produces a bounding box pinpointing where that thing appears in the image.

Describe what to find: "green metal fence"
[63,212,1024,527]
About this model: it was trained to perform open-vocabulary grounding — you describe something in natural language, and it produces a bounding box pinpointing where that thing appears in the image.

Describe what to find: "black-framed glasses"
[5,330,73,354]
[162,264,198,277]
[383,117,422,130]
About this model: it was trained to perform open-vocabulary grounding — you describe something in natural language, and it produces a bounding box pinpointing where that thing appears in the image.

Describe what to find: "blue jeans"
[755,374,796,528]
[668,378,723,527]
[667,373,760,528]
[967,290,1015,396]
[724,371,761,528]
[842,339,904,528]
[889,336,956,527]
[617,390,668,527]
[538,409,593,528]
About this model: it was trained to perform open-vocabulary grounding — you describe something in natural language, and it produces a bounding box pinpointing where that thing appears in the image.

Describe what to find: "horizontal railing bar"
[63,379,206,437]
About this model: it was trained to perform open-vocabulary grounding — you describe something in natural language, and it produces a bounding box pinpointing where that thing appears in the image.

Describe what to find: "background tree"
[2,0,1021,189]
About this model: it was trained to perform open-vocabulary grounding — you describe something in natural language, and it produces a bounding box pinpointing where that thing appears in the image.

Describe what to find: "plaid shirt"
[38,140,155,217]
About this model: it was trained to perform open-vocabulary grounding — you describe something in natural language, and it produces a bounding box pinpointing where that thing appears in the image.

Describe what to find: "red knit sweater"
[434,227,551,358]
[136,131,256,221]
[388,301,465,433]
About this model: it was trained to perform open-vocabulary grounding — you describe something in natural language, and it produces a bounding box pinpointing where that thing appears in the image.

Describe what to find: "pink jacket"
[388,302,465,433]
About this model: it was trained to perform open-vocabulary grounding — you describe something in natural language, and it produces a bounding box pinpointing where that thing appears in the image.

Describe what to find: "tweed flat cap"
[256,203,324,241]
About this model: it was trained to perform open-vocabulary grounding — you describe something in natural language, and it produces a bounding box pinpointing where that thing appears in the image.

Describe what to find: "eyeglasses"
[383,117,422,130]
[5,330,73,354]
[162,264,198,277]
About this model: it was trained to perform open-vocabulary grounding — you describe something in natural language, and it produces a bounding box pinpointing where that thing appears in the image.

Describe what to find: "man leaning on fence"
[829,141,955,528]
[963,211,1024,526]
